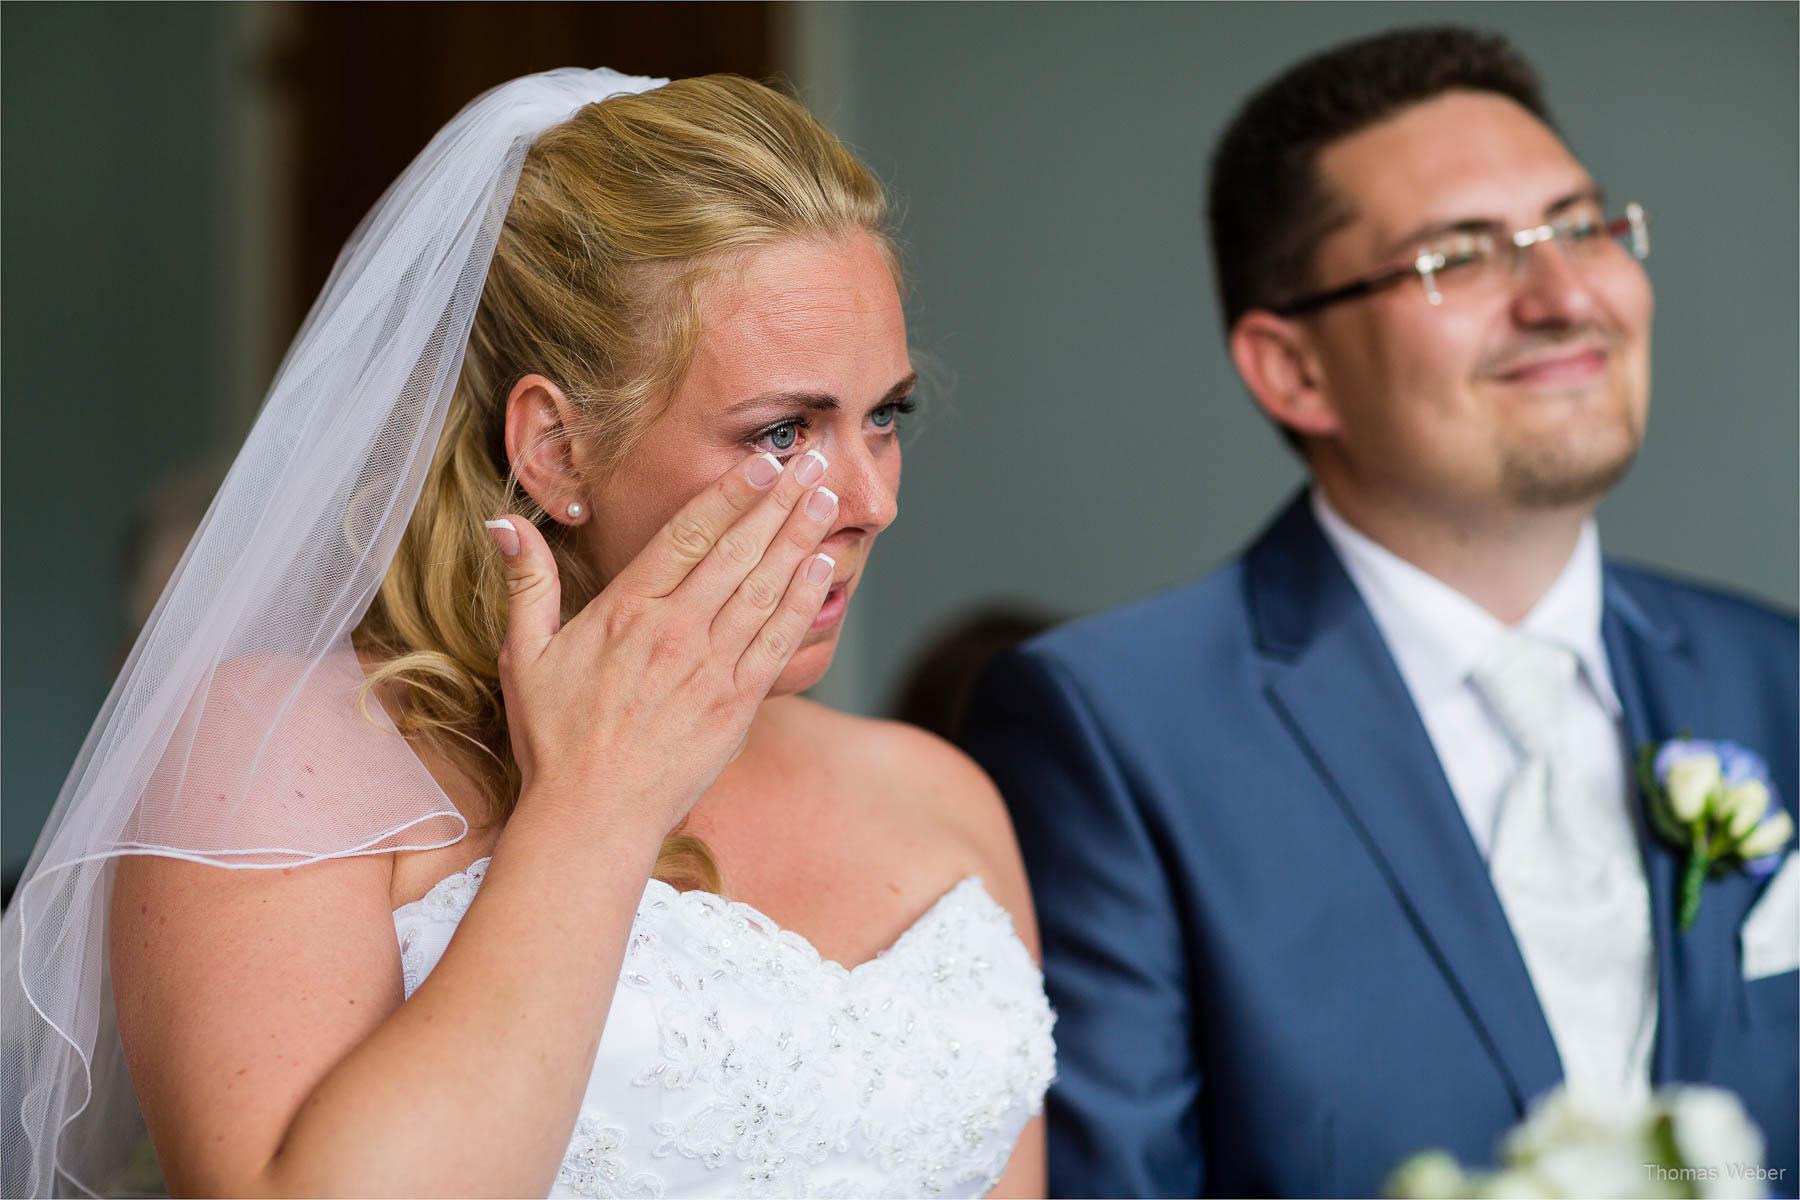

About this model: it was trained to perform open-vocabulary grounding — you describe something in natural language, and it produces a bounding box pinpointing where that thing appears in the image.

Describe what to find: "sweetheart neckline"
[393,858,994,978]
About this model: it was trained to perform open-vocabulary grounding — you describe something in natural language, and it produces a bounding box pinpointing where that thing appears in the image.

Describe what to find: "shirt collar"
[1310,488,1620,718]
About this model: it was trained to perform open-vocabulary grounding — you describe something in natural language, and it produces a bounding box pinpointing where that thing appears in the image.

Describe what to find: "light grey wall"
[2,5,242,877]
[816,1,1799,719]
[3,4,1794,874]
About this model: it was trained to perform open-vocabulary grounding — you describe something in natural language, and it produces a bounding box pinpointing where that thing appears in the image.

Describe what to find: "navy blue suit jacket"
[963,494,1798,1198]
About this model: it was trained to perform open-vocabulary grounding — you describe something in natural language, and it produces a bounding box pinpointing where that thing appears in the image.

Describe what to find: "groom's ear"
[1228,311,1342,441]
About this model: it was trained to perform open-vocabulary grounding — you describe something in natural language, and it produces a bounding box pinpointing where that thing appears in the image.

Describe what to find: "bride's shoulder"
[772,698,1037,945]
[776,697,996,803]
[127,649,478,901]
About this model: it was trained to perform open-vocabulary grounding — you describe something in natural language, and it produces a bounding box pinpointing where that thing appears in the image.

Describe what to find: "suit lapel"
[1602,566,1723,1083]
[1246,494,1563,1113]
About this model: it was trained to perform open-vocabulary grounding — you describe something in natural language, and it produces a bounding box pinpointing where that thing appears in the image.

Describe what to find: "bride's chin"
[771,636,838,697]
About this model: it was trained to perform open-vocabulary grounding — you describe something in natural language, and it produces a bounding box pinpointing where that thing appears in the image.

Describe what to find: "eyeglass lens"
[1416,203,1648,305]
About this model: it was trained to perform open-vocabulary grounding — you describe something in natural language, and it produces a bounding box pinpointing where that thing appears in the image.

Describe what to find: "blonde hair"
[352,75,895,892]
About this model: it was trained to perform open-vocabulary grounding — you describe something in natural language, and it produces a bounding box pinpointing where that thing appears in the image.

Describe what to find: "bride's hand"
[488,449,837,834]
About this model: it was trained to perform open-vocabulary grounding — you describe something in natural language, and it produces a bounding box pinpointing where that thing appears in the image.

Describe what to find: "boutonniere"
[1638,739,1794,932]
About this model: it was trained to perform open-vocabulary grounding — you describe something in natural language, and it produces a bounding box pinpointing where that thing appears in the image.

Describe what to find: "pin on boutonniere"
[1639,739,1794,932]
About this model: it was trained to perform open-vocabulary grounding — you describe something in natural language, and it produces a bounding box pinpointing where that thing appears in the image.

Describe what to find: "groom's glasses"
[1272,201,1650,316]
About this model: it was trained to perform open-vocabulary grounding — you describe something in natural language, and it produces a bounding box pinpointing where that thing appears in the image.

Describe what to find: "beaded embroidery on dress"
[394,861,1055,1198]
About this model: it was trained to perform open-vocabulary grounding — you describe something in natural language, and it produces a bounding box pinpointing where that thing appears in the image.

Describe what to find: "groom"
[963,26,1798,1198]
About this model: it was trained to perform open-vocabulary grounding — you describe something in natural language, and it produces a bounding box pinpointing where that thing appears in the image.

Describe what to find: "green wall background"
[4,5,239,878]
[5,3,1796,878]
[821,1,1799,722]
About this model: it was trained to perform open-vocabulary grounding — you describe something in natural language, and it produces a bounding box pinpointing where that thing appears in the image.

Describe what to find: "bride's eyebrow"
[728,391,839,416]
[725,372,918,417]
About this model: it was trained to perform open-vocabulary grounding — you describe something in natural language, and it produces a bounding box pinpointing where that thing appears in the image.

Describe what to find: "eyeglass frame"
[1270,201,1650,317]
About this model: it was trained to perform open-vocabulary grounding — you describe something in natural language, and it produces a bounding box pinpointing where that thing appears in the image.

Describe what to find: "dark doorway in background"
[281,2,778,343]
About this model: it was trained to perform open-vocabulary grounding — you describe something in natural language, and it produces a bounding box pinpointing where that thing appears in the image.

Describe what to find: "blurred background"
[5,2,1795,890]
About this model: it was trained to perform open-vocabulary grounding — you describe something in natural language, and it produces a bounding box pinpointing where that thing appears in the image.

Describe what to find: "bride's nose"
[822,440,897,536]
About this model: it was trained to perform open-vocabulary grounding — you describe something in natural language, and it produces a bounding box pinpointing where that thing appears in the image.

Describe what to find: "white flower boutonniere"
[1639,739,1794,932]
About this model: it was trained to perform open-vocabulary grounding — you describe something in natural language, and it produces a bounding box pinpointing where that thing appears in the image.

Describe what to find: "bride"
[2,68,1051,1197]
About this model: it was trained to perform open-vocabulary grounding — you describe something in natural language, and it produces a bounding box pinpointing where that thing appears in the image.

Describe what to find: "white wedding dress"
[394,861,1056,1198]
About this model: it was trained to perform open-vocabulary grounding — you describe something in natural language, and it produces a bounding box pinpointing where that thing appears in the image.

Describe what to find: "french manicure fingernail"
[805,486,838,522]
[793,449,827,488]
[484,519,520,558]
[806,553,836,586]
[747,453,782,490]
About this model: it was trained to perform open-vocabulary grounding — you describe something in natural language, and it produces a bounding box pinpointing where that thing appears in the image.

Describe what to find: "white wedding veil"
[0,66,666,1197]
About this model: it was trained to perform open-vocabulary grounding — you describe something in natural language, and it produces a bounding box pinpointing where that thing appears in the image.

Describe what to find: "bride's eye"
[752,418,806,457]
[870,398,916,432]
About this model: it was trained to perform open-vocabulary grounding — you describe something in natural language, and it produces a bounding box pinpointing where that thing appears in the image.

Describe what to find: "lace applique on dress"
[557,1116,665,1199]
[394,856,488,998]
[393,861,1054,1199]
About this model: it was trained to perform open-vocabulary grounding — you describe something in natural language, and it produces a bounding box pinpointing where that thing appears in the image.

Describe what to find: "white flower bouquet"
[1387,1085,1775,1199]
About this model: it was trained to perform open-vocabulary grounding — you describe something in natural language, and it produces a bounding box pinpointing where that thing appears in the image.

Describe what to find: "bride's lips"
[811,580,850,632]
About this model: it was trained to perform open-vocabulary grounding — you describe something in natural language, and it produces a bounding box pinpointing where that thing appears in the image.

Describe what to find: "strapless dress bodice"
[393,860,1055,1198]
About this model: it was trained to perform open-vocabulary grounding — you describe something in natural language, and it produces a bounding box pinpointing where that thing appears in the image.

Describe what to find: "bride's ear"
[504,374,591,523]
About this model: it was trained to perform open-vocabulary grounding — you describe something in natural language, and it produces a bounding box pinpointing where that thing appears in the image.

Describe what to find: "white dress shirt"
[1310,489,1627,859]
[1310,489,1655,1097]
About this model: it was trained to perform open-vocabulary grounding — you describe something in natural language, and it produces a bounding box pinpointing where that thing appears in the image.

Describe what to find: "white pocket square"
[1741,851,1800,981]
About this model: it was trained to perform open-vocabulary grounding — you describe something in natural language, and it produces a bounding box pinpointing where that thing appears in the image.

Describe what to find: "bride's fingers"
[614,452,785,600]
[488,515,562,666]
[734,551,835,692]
[709,481,836,654]
[676,449,826,615]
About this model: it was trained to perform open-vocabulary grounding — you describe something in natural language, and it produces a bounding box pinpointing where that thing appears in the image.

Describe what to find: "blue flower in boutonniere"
[1639,739,1795,932]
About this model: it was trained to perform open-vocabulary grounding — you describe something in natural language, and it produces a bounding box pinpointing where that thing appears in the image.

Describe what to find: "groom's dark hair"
[1206,26,1554,332]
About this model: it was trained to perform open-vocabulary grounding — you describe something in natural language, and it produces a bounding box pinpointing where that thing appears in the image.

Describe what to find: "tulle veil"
[0,67,665,1197]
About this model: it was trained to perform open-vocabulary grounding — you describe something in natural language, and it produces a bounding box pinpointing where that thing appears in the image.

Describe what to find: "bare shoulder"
[773,698,1040,956]
[109,648,484,1188]
[776,698,1004,823]
[110,849,405,1195]
[158,650,465,859]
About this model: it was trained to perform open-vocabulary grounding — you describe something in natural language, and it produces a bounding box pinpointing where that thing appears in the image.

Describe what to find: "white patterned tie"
[1470,630,1656,1099]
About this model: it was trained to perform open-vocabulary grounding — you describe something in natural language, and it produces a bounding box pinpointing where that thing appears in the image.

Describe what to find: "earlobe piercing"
[566,501,585,521]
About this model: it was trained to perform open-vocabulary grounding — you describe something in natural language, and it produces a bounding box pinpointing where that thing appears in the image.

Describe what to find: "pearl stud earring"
[566,501,584,520]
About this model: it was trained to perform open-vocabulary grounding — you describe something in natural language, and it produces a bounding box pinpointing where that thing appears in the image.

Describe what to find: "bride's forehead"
[682,240,906,391]
[699,237,900,330]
